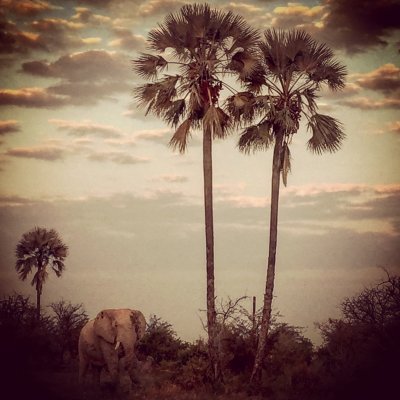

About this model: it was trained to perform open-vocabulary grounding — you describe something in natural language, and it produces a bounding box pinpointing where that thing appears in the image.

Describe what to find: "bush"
[314,272,400,400]
[138,315,190,364]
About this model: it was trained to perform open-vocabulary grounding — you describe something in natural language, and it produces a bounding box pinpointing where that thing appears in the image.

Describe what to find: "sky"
[0,0,399,345]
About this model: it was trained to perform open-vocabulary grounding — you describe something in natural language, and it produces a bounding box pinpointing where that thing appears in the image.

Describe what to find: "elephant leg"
[78,357,89,385]
[99,341,119,387]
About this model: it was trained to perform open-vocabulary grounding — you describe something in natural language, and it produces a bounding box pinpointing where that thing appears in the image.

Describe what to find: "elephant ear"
[94,310,116,344]
[130,310,146,340]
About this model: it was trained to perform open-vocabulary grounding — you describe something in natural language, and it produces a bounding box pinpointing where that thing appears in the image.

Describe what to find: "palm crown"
[133,3,259,152]
[227,29,347,185]
[15,227,68,290]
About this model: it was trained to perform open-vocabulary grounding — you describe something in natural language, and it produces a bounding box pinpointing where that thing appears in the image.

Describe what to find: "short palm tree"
[15,227,68,320]
[133,3,259,381]
[226,29,346,383]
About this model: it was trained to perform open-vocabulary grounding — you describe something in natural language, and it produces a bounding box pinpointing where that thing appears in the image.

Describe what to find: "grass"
[13,366,264,400]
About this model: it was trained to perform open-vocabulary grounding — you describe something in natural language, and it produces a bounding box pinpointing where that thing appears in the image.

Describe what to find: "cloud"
[271,3,324,29]
[0,14,98,55]
[0,87,67,108]
[47,81,127,106]
[135,128,173,145]
[22,50,131,82]
[0,0,59,16]
[109,28,146,51]
[87,151,149,165]
[14,50,133,107]
[0,187,399,343]
[318,0,400,54]
[71,7,112,25]
[49,119,124,138]
[353,64,400,94]
[0,19,47,54]
[339,97,400,110]
[6,145,66,161]
[137,0,186,17]
[0,120,20,135]
[387,121,400,134]
[156,174,189,183]
[215,183,400,237]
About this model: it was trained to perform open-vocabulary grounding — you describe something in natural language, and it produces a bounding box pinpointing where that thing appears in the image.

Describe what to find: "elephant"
[78,308,146,391]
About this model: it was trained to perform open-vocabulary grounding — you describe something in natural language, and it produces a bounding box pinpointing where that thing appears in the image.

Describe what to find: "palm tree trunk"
[251,132,284,384]
[203,126,222,383]
[36,285,41,320]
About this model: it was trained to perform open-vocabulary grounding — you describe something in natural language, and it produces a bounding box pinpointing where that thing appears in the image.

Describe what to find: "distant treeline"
[1,272,399,400]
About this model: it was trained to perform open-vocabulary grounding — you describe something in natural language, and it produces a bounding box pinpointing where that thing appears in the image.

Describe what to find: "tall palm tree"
[133,3,259,381]
[15,227,68,320]
[226,29,346,383]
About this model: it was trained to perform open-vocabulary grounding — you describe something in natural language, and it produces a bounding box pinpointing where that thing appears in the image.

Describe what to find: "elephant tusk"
[115,341,121,351]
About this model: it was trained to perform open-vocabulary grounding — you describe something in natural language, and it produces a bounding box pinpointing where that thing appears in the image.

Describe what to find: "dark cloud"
[0,19,46,54]
[6,145,66,160]
[0,14,96,55]
[0,119,20,135]
[0,0,57,17]
[320,0,400,54]
[8,50,133,108]
[22,50,131,82]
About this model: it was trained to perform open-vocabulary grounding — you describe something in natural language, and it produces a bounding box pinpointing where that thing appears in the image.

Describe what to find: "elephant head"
[93,309,146,369]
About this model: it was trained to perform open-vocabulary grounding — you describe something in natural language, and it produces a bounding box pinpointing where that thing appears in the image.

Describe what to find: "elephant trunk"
[116,332,135,371]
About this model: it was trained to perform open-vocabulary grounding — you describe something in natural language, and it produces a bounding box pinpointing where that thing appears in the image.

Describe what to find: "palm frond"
[225,91,257,125]
[260,29,288,77]
[134,82,160,109]
[169,118,192,153]
[134,75,179,116]
[311,60,347,91]
[238,120,274,154]
[52,260,65,276]
[226,50,258,79]
[203,105,231,139]
[300,88,318,113]
[164,99,186,127]
[307,113,345,154]
[132,53,168,79]
[226,21,260,54]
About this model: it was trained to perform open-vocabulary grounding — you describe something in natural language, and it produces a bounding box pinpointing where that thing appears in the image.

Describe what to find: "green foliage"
[139,315,189,363]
